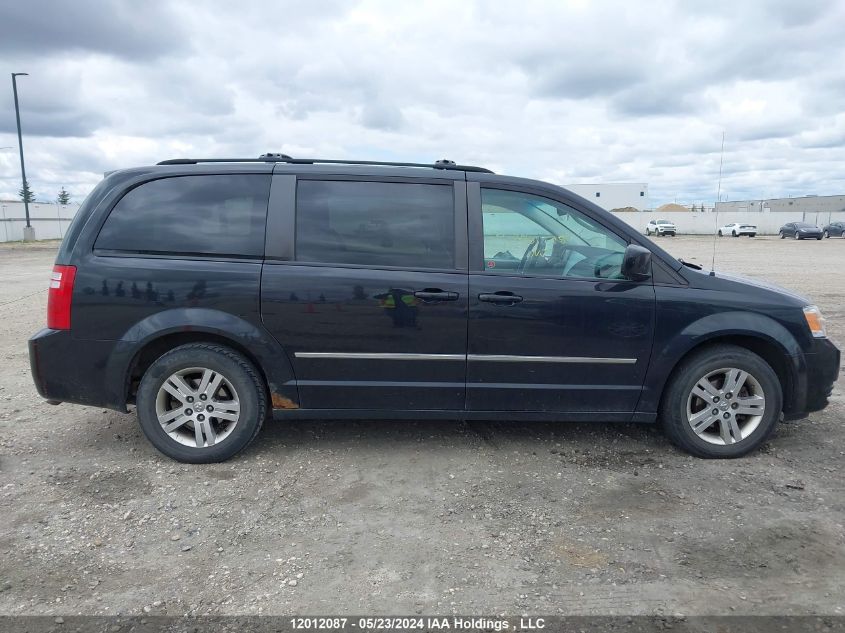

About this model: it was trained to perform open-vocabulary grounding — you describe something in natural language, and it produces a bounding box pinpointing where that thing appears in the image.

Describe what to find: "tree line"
[18,180,71,205]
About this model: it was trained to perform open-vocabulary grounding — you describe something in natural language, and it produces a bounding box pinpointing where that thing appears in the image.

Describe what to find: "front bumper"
[29,329,128,411]
[784,337,840,420]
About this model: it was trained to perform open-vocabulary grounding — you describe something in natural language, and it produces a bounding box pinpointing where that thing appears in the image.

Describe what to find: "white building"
[564,183,649,212]
[716,194,845,215]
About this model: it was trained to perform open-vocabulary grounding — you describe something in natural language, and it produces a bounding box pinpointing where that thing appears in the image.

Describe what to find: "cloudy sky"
[1,0,844,206]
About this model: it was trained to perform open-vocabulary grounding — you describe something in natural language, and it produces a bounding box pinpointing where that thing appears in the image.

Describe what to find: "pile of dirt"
[656,203,690,212]
[610,206,639,213]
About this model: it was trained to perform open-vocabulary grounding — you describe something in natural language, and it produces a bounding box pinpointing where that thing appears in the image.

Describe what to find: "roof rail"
[157,154,494,173]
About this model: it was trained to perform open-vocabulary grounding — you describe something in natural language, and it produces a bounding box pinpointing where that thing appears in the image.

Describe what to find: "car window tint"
[481,189,627,279]
[295,180,455,269]
[95,175,270,257]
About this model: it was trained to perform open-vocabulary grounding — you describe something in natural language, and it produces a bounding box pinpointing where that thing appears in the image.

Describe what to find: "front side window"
[295,180,455,269]
[481,188,627,280]
[95,175,270,257]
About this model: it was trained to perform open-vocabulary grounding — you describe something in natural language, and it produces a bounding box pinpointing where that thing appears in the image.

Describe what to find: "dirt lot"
[0,236,843,617]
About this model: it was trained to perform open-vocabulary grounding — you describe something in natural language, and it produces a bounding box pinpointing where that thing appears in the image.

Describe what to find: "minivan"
[29,155,840,463]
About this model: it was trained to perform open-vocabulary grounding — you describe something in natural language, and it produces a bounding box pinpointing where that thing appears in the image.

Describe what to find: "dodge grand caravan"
[29,155,840,463]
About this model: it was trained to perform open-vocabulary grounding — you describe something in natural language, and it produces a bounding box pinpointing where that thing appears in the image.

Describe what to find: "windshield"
[795,223,815,228]
[656,219,672,225]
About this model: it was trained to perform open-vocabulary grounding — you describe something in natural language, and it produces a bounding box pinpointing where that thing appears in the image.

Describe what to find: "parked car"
[29,155,839,463]
[822,221,845,238]
[779,222,823,240]
[645,219,676,236]
[718,222,756,237]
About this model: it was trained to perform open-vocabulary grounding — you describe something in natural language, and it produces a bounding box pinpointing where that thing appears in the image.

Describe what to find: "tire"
[823,231,829,238]
[646,229,651,236]
[779,231,785,239]
[816,236,822,240]
[718,230,723,237]
[748,234,756,238]
[659,344,782,458]
[136,343,267,463]
[794,232,800,240]
[731,231,737,237]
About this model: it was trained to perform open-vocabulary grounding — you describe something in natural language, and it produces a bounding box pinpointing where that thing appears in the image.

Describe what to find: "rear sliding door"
[261,175,469,411]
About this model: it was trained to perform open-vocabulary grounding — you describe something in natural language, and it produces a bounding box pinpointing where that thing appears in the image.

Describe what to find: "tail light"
[47,265,76,330]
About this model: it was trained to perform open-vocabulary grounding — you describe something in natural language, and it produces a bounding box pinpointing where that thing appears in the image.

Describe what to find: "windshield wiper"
[678,258,702,270]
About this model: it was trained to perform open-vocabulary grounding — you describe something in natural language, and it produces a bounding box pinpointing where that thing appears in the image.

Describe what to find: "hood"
[709,270,810,305]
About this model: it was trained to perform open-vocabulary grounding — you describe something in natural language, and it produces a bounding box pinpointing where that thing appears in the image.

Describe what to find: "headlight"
[803,305,827,338]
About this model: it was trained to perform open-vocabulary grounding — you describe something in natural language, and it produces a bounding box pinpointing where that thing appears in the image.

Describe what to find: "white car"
[645,219,676,236]
[718,222,757,237]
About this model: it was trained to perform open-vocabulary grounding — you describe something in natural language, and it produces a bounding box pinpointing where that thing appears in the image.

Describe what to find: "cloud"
[1,0,845,205]
[0,0,186,60]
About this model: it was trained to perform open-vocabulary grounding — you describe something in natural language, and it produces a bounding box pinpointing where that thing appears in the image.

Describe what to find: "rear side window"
[295,180,455,269]
[95,175,271,257]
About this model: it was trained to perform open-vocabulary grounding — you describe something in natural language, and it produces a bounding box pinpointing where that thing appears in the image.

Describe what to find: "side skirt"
[271,409,658,423]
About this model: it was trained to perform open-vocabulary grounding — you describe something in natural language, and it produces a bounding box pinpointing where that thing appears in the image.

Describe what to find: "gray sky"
[1,0,844,206]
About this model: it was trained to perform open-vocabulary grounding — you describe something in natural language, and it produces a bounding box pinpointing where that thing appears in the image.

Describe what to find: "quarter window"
[295,180,455,269]
[481,189,627,280]
[95,175,270,257]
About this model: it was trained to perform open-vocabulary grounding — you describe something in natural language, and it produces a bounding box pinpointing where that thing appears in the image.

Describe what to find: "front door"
[261,176,468,410]
[466,184,655,415]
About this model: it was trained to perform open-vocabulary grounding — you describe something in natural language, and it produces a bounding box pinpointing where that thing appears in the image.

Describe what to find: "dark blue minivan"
[29,156,840,462]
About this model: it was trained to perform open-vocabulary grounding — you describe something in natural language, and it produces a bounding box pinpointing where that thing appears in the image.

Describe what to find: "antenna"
[710,131,725,275]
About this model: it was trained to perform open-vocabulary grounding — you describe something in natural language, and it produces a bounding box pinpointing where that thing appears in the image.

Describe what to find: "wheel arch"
[641,313,804,418]
[657,335,795,411]
[107,308,300,410]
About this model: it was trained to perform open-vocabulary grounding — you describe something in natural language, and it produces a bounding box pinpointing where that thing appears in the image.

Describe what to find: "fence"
[3,200,845,243]
[0,201,80,242]
[610,210,845,235]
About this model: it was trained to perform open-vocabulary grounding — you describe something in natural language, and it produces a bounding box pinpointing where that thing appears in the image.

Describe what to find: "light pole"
[12,72,35,241]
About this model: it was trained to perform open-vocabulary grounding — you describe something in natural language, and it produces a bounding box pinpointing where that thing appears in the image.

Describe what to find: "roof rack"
[156,154,494,173]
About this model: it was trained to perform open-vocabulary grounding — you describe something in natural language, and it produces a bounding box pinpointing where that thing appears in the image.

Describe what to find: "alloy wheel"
[155,367,241,448]
[686,367,766,445]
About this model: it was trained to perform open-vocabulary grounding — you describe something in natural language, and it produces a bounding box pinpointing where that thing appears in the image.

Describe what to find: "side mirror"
[622,243,652,281]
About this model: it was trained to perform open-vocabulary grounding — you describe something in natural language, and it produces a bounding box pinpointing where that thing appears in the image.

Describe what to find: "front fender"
[638,310,803,414]
[105,308,299,410]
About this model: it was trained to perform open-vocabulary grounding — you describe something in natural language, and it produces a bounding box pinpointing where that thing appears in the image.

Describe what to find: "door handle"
[414,289,459,302]
[478,292,524,305]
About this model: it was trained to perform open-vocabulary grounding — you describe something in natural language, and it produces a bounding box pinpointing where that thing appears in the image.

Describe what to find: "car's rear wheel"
[794,232,800,240]
[660,344,782,458]
[718,230,723,236]
[136,343,267,463]
[646,228,651,236]
[731,230,737,237]
[748,233,756,238]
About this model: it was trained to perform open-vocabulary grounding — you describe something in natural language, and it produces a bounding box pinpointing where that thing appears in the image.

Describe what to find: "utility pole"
[12,72,34,241]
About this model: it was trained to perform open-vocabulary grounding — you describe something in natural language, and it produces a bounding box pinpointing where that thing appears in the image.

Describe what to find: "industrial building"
[564,183,649,212]
[716,194,845,215]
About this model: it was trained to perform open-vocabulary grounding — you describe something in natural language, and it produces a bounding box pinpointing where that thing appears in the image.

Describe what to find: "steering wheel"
[518,237,539,275]
[593,252,624,279]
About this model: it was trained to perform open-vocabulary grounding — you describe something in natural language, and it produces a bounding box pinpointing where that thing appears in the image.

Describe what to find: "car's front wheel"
[823,230,829,238]
[732,230,737,237]
[136,343,267,463]
[645,229,651,236]
[794,232,800,240]
[660,344,782,458]
[779,231,785,239]
[718,230,723,236]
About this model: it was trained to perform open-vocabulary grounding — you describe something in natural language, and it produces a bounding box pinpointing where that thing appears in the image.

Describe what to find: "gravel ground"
[0,236,843,617]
